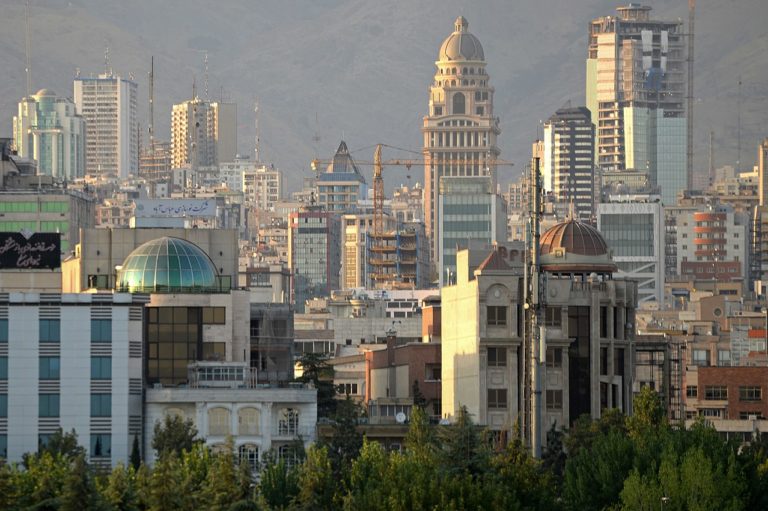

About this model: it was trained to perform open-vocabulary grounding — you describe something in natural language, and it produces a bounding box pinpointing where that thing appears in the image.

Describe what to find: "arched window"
[453,93,466,115]
[462,80,468,86]
[208,407,230,436]
[451,80,456,87]
[238,407,261,435]
[452,67,457,75]
[470,68,475,75]
[238,443,259,471]
[278,408,299,436]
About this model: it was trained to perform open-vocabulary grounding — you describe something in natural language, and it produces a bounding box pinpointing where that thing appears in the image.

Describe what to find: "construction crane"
[311,143,515,238]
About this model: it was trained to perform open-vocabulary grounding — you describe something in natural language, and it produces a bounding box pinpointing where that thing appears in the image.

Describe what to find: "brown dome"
[540,220,609,257]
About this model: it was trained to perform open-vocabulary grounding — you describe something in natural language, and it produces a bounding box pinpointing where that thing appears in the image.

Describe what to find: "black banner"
[0,232,61,269]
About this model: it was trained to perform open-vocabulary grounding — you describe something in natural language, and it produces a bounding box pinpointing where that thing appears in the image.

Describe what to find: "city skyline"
[0,0,765,192]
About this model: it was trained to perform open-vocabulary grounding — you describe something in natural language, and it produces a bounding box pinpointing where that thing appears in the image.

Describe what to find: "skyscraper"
[74,72,138,179]
[586,5,687,205]
[422,17,501,263]
[171,98,237,169]
[542,106,595,222]
[13,89,85,180]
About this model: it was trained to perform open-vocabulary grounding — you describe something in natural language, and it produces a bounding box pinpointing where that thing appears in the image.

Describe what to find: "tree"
[202,438,243,511]
[152,414,200,459]
[129,435,142,471]
[103,463,140,511]
[627,387,666,438]
[404,405,437,462]
[295,446,337,511]
[412,380,426,409]
[325,395,363,478]
[259,459,299,510]
[437,405,489,476]
[37,428,85,461]
[60,453,102,511]
[296,352,337,418]
[341,440,389,511]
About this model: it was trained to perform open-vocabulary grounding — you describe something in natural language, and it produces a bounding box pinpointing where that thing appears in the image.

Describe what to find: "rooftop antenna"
[254,99,261,163]
[148,56,154,146]
[24,0,32,96]
[192,74,196,101]
[203,51,209,100]
[686,0,695,190]
[736,76,742,173]
[104,46,110,75]
[708,130,714,186]
[311,112,321,157]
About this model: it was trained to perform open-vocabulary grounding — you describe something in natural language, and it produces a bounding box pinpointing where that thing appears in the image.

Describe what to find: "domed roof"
[540,220,609,256]
[34,89,56,98]
[438,16,485,62]
[539,220,616,273]
[116,237,219,293]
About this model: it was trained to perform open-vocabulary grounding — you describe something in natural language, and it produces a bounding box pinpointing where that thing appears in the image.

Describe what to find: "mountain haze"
[1,0,766,191]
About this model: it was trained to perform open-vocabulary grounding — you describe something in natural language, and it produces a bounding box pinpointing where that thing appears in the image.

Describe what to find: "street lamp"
[661,496,670,511]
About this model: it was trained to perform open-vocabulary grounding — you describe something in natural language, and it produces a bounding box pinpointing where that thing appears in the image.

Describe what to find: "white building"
[597,196,665,304]
[74,72,138,179]
[171,98,237,169]
[243,165,282,212]
[13,89,86,180]
[0,291,146,465]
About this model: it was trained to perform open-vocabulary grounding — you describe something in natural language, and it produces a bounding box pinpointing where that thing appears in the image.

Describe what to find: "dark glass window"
[39,357,60,380]
[487,306,507,326]
[146,307,202,385]
[546,389,563,410]
[91,357,111,380]
[0,319,7,342]
[487,347,507,367]
[39,394,59,417]
[90,434,111,457]
[91,394,111,417]
[546,348,562,368]
[39,320,60,343]
[91,319,112,343]
[452,92,465,114]
[487,388,507,409]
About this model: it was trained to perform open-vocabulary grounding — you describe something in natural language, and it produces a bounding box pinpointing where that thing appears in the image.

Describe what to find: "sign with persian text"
[133,199,216,218]
[0,232,61,269]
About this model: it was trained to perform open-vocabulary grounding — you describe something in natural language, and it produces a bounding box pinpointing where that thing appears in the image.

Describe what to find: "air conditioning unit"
[749,414,758,421]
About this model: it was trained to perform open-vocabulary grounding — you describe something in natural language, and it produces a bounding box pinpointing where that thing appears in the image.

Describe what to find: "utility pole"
[526,156,544,457]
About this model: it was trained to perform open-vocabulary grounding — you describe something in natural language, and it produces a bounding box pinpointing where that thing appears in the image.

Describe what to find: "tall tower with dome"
[422,16,501,264]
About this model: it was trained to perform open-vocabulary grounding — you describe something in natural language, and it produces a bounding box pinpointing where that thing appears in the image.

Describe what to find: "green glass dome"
[116,237,219,293]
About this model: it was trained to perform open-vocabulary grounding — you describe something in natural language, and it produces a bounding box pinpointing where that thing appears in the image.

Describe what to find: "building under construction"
[366,221,430,290]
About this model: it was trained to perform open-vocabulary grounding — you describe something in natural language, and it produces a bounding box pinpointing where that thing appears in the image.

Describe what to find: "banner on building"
[0,232,61,269]
[133,199,216,218]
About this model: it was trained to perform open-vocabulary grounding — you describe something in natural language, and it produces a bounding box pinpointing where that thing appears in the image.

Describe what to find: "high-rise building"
[139,141,172,185]
[438,176,505,286]
[423,17,501,262]
[13,89,85,180]
[586,5,687,205]
[316,141,367,213]
[288,209,341,312]
[171,98,237,169]
[242,165,282,212]
[597,196,664,303]
[542,106,595,222]
[758,138,768,207]
[74,72,138,179]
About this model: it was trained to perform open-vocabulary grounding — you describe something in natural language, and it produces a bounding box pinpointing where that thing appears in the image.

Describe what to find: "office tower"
[139,141,172,184]
[74,72,138,179]
[316,141,367,213]
[12,89,85,180]
[438,176,505,286]
[422,16,501,262]
[542,106,595,222]
[288,209,341,312]
[171,98,237,169]
[597,196,664,303]
[586,5,687,205]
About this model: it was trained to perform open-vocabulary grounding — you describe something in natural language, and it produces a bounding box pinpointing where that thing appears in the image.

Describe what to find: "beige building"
[442,222,637,445]
[422,17,501,261]
[171,98,237,169]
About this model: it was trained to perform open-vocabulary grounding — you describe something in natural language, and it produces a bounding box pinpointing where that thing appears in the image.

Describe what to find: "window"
[487,306,507,326]
[239,444,259,471]
[202,342,226,361]
[487,388,507,409]
[339,383,359,395]
[0,357,6,379]
[546,389,563,410]
[600,307,608,338]
[425,363,441,381]
[39,357,60,380]
[544,307,561,327]
[91,394,112,417]
[0,435,6,458]
[718,350,731,366]
[546,348,562,368]
[704,385,727,400]
[278,408,299,436]
[686,385,698,398]
[434,106,443,116]
[487,347,507,367]
[0,319,7,343]
[600,347,608,375]
[238,408,260,436]
[202,307,226,325]
[692,349,710,367]
[0,394,6,417]
[739,411,764,420]
[91,319,112,343]
[699,408,722,418]
[39,319,60,343]
[90,434,111,458]
[739,386,762,401]
[452,92,465,114]
[39,394,60,417]
[91,357,111,380]
[208,407,230,436]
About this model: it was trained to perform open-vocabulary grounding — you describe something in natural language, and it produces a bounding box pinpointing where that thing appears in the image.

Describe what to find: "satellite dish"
[439,418,450,426]
[395,412,406,424]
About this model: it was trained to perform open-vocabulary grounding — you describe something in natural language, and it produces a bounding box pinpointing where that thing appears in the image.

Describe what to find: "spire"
[454,16,468,32]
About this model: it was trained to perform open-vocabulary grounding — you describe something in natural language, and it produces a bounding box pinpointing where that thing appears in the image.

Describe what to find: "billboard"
[0,232,61,269]
[133,199,216,218]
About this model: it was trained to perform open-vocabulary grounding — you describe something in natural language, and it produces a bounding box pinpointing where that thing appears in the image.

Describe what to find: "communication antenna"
[104,46,110,75]
[736,76,742,173]
[203,51,209,99]
[708,130,714,186]
[686,0,695,190]
[148,56,154,145]
[254,99,261,163]
[24,0,32,96]
[312,112,321,157]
